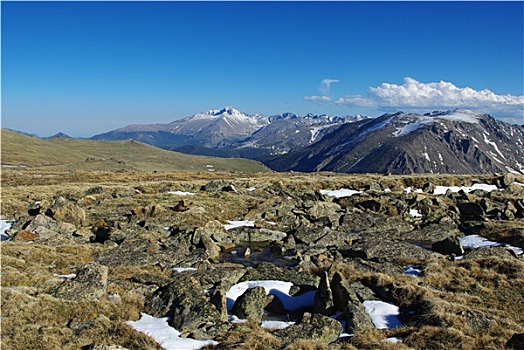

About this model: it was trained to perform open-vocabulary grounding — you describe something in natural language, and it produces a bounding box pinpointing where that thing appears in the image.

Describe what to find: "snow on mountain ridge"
[391,109,483,137]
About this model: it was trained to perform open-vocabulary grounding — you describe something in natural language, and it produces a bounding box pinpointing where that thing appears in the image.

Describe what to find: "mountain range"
[91,107,523,175]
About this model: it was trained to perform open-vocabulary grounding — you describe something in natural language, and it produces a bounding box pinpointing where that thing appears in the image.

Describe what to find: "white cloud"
[370,77,524,111]
[320,79,339,94]
[305,77,524,118]
[304,95,332,102]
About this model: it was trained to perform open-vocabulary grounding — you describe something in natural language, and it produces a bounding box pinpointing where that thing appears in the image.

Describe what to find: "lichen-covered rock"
[292,224,331,245]
[53,263,108,301]
[93,238,180,267]
[200,234,221,259]
[339,237,438,263]
[144,275,221,334]
[46,197,86,227]
[313,271,334,315]
[273,312,342,346]
[231,286,267,322]
[24,214,76,235]
[330,272,374,333]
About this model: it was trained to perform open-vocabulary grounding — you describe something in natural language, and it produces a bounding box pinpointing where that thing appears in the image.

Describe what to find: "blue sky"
[2,1,523,137]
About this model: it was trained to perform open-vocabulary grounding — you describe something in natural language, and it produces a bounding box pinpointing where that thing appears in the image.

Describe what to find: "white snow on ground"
[459,235,500,249]
[363,300,401,329]
[1,220,13,241]
[223,220,255,231]
[261,320,296,329]
[167,191,195,196]
[127,313,218,350]
[229,315,296,330]
[404,187,423,193]
[403,266,422,277]
[247,187,256,191]
[319,189,362,198]
[433,183,498,195]
[409,209,422,218]
[226,280,315,312]
[384,337,403,343]
[514,182,524,187]
[172,267,197,273]
[53,273,77,279]
[459,235,523,255]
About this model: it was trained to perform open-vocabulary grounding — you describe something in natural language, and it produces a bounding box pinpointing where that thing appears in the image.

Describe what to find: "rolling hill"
[1,129,269,172]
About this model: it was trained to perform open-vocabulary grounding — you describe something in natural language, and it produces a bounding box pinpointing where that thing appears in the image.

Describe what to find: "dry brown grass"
[0,286,157,350]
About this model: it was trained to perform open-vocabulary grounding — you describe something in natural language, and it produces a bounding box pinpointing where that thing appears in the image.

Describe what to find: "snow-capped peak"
[190,106,246,120]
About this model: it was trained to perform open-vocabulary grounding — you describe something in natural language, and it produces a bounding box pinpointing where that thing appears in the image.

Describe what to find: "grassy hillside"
[0,129,269,172]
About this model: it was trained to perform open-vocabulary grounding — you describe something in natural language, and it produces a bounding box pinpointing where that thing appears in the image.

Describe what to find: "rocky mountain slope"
[92,107,522,175]
[267,110,524,174]
[91,107,358,157]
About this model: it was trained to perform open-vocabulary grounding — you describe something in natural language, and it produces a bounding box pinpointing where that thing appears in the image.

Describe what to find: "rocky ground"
[1,170,523,350]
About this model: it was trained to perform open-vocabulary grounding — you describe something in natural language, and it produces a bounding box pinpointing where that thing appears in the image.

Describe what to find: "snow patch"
[459,235,522,255]
[172,267,197,273]
[53,273,77,279]
[436,110,481,124]
[483,133,506,159]
[433,183,498,195]
[404,187,423,193]
[409,209,422,218]
[403,265,422,277]
[168,191,195,196]
[224,220,255,231]
[363,300,401,329]
[1,220,13,241]
[127,313,218,350]
[319,188,362,198]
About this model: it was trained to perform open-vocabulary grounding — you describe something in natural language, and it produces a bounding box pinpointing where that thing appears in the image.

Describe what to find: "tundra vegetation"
[1,167,523,350]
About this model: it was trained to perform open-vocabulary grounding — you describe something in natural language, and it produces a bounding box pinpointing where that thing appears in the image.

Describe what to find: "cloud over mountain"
[306,77,524,121]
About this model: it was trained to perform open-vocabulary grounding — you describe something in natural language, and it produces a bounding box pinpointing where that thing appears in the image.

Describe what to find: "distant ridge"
[265,109,524,175]
[44,132,73,139]
[91,106,363,158]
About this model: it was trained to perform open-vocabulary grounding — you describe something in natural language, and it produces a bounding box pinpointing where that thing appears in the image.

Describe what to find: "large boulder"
[339,237,438,263]
[24,214,76,236]
[144,275,221,334]
[47,197,86,227]
[330,272,374,333]
[53,263,108,301]
[432,236,464,256]
[231,286,267,322]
